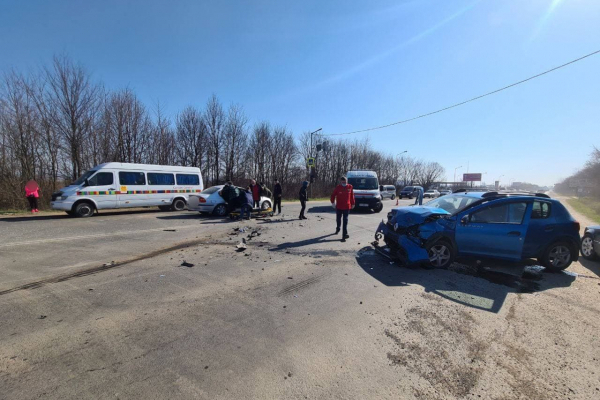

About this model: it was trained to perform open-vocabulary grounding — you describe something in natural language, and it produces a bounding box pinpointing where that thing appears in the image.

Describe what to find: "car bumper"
[374,221,429,266]
[354,197,382,209]
[50,201,74,211]
[188,204,215,212]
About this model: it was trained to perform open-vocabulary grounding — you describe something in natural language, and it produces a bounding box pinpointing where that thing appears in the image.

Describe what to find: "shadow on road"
[269,233,339,251]
[355,247,576,313]
[579,258,600,278]
[307,206,335,214]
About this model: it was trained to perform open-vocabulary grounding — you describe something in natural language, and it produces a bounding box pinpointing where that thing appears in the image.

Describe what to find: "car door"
[81,171,118,209]
[117,171,148,207]
[522,200,556,258]
[455,200,529,260]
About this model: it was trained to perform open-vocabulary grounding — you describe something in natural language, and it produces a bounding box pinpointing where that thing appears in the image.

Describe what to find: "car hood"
[390,206,450,227]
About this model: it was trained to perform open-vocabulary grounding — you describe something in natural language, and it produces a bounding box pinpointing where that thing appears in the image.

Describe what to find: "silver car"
[188,185,272,216]
[380,185,397,200]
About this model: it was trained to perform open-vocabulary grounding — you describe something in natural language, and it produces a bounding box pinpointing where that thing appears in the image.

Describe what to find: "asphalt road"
[1,198,599,399]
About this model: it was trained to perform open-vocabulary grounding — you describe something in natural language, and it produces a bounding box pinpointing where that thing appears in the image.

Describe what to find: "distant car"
[399,186,423,199]
[375,192,581,271]
[423,189,440,198]
[581,226,600,260]
[439,190,452,196]
[188,185,271,216]
[380,185,397,200]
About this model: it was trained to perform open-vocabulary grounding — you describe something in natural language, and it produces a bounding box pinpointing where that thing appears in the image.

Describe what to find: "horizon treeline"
[0,55,445,209]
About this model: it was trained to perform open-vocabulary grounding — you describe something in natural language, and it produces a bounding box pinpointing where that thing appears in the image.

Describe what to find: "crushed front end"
[372,206,452,267]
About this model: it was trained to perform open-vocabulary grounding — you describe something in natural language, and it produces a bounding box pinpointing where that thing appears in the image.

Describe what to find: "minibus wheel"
[171,198,186,211]
[74,201,95,218]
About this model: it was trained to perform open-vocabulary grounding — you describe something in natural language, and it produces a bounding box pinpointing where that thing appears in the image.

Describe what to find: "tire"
[213,203,228,217]
[580,234,598,261]
[391,195,395,200]
[373,203,383,213]
[171,198,186,211]
[74,202,94,218]
[158,205,171,211]
[540,241,574,272]
[426,239,455,269]
[261,201,271,210]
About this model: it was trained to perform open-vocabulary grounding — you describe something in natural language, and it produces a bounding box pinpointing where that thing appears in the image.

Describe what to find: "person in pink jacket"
[25,180,39,213]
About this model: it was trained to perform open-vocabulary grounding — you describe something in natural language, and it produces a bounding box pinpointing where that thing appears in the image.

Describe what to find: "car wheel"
[74,202,95,218]
[171,198,186,211]
[261,201,271,210]
[373,203,383,213]
[540,241,574,272]
[391,195,395,200]
[213,204,228,217]
[426,240,455,269]
[158,205,171,211]
[580,234,598,260]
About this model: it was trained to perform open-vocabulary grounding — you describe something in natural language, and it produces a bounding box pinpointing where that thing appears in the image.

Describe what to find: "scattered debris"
[287,277,293,279]
[38,315,47,319]
[159,275,165,278]
[236,238,247,252]
[180,261,195,268]
[163,229,176,232]
[103,261,115,267]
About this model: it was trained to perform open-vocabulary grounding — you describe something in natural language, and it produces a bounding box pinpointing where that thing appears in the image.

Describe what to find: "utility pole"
[308,128,322,199]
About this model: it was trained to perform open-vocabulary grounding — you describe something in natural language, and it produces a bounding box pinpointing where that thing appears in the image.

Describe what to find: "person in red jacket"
[24,180,40,213]
[330,176,355,242]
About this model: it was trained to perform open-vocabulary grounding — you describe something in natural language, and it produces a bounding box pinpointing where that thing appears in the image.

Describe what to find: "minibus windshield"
[71,170,96,186]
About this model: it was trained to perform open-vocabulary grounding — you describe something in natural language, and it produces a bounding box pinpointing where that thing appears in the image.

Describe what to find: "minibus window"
[176,174,200,185]
[148,173,175,185]
[119,171,146,185]
[88,172,113,186]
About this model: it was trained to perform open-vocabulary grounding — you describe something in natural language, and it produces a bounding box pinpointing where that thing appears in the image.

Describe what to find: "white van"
[346,170,383,212]
[51,162,203,217]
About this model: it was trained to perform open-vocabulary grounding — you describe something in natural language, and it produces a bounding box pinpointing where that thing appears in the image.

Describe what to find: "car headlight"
[59,196,69,200]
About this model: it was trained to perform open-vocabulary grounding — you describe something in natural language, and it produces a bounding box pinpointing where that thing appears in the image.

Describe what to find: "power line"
[325,49,600,136]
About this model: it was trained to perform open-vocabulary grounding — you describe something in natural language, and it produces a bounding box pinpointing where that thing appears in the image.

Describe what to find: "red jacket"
[25,187,39,198]
[330,184,355,210]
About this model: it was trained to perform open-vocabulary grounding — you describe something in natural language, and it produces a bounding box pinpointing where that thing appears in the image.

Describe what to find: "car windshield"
[348,177,378,190]
[402,186,414,191]
[201,186,220,195]
[424,194,481,215]
[71,170,96,186]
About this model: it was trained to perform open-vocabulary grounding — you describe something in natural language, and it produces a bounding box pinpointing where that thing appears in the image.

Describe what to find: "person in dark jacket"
[219,181,238,212]
[240,187,254,220]
[330,176,355,241]
[273,179,282,214]
[298,181,309,220]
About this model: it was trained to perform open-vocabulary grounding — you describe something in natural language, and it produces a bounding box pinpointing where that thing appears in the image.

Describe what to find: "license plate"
[359,203,368,207]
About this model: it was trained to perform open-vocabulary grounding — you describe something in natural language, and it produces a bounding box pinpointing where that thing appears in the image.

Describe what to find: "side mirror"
[460,215,469,225]
[379,185,383,191]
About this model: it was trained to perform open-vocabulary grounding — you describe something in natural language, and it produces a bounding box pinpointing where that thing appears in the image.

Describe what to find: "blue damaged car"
[373,191,581,271]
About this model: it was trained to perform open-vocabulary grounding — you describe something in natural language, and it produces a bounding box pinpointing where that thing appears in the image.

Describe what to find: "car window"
[531,201,551,219]
[119,171,146,185]
[470,202,527,224]
[201,186,220,195]
[88,172,113,186]
[176,174,200,185]
[425,194,479,215]
[147,172,175,185]
[403,186,413,191]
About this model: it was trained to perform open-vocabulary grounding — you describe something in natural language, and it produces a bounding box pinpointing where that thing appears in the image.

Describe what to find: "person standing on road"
[273,179,282,215]
[330,176,355,242]
[25,180,40,213]
[414,187,423,206]
[240,187,254,220]
[298,181,308,220]
[249,179,261,208]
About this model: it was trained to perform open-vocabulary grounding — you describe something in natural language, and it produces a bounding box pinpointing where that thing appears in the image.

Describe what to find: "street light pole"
[308,128,322,199]
[454,166,463,187]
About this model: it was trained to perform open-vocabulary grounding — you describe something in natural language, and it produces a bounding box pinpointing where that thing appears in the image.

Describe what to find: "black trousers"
[27,196,38,210]
[336,209,349,236]
[299,200,306,218]
[274,198,282,213]
[253,200,260,208]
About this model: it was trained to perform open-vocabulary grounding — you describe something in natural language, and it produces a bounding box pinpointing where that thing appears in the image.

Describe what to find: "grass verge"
[566,197,600,225]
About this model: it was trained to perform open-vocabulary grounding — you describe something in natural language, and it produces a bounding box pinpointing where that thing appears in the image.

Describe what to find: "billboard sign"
[463,173,482,182]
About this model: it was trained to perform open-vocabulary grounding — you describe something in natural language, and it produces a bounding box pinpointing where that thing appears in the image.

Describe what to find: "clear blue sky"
[1,0,599,186]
